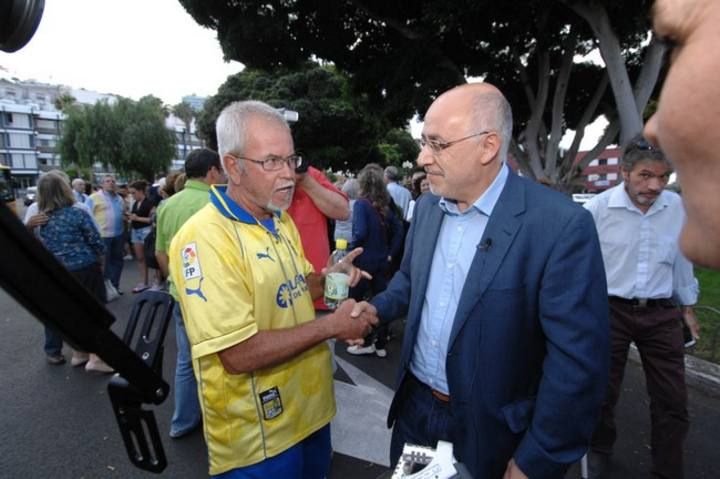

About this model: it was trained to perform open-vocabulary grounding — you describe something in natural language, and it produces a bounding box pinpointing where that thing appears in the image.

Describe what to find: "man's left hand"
[503,459,528,479]
[321,247,372,287]
[682,306,700,340]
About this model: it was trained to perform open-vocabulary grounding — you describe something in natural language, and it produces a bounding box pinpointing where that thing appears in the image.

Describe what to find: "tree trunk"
[544,30,577,181]
[558,72,609,181]
[570,1,643,144]
[633,35,666,116]
[523,49,551,180]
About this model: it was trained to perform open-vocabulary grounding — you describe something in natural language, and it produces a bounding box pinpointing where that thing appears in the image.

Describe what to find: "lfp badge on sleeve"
[182,243,202,280]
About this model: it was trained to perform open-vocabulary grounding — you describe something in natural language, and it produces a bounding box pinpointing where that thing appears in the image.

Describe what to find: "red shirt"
[287,167,347,310]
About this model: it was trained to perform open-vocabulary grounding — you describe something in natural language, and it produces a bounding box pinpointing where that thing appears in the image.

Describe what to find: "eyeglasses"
[633,138,656,151]
[230,153,302,172]
[419,130,493,155]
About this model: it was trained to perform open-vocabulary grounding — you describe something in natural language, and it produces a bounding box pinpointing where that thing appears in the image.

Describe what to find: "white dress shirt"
[584,183,698,306]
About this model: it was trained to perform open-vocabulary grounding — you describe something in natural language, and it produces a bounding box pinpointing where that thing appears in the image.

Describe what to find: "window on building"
[5,89,16,98]
[4,112,13,124]
[9,133,31,148]
[598,158,608,166]
[23,154,37,169]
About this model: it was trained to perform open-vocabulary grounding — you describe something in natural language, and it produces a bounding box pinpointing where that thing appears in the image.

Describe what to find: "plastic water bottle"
[324,239,351,309]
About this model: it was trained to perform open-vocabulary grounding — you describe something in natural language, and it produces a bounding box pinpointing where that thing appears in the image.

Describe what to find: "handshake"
[327,299,379,344]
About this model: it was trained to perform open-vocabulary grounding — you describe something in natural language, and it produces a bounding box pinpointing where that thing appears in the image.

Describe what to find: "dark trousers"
[389,374,454,469]
[591,299,688,479]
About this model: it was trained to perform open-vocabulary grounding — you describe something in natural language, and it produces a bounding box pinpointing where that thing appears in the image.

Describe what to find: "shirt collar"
[608,182,670,216]
[210,185,280,234]
[438,162,509,217]
[184,179,211,192]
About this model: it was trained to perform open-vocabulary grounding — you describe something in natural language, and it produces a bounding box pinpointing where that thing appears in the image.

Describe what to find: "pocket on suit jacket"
[501,397,536,434]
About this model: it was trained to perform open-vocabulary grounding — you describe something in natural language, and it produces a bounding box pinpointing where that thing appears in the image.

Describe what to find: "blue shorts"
[211,424,331,479]
[130,226,152,244]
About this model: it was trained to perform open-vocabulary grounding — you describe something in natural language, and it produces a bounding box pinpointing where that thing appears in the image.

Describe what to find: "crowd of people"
[24,1,720,475]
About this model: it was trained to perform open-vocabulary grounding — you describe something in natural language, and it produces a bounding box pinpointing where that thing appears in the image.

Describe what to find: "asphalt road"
[1,258,719,478]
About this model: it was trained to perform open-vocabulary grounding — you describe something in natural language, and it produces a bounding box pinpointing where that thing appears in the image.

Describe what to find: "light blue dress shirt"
[410,163,509,394]
[584,183,698,306]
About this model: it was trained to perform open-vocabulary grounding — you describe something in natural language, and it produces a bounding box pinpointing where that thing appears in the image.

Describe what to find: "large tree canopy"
[181,0,664,191]
[196,63,418,172]
[58,96,176,181]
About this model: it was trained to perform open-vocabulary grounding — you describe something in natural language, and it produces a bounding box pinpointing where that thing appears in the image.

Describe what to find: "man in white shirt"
[71,178,87,203]
[384,165,412,220]
[584,137,699,479]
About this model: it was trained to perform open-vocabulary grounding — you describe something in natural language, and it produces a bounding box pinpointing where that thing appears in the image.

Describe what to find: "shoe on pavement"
[587,450,610,479]
[123,254,133,260]
[375,348,387,358]
[46,354,66,365]
[169,422,201,439]
[85,358,115,374]
[347,344,377,356]
[71,352,90,367]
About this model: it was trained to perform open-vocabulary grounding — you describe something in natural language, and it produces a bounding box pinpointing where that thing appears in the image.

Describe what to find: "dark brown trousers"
[591,298,688,479]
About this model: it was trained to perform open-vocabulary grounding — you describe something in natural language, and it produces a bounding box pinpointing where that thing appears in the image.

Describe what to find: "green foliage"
[697,268,720,307]
[181,0,659,185]
[693,268,720,363]
[196,63,399,172]
[377,129,420,168]
[54,93,76,111]
[58,96,175,181]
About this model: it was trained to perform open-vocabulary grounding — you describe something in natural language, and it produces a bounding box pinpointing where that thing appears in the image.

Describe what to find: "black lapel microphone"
[478,238,492,251]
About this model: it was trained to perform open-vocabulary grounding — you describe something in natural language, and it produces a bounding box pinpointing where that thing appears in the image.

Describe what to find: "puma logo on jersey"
[186,277,207,302]
[257,247,275,262]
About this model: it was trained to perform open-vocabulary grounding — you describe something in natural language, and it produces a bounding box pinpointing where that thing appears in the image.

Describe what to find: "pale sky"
[0,0,244,105]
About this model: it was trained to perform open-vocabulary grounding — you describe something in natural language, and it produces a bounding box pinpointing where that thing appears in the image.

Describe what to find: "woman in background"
[34,170,112,373]
[128,180,154,293]
[346,165,403,358]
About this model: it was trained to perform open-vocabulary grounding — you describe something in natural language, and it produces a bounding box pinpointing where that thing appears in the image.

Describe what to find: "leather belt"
[609,296,676,308]
[407,372,450,403]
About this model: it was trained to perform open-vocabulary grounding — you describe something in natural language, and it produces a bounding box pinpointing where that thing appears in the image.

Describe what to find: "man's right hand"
[329,299,378,342]
[26,213,48,229]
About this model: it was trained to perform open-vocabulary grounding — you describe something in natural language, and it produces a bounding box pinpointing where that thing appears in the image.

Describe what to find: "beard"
[266,184,295,212]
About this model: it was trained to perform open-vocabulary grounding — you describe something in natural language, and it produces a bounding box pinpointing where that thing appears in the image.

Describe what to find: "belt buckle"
[637,298,648,307]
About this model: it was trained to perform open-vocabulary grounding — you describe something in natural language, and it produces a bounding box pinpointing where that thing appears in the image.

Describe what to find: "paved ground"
[1,258,720,478]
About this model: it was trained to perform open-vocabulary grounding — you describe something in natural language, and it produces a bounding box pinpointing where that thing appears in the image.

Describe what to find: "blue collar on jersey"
[210,185,280,235]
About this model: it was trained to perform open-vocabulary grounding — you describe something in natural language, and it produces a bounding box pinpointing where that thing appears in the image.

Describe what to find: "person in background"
[31,171,113,373]
[333,178,359,243]
[351,83,609,478]
[127,180,154,293]
[116,182,133,261]
[346,166,404,358]
[71,178,88,204]
[155,149,226,439]
[419,176,430,195]
[168,100,375,477]
[406,172,428,222]
[86,175,126,294]
[584,137,699,479]
[384,165,412,221]
[644,0,720,269]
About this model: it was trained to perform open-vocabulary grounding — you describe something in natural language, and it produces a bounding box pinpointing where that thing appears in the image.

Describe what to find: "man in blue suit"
[352,83,609,478]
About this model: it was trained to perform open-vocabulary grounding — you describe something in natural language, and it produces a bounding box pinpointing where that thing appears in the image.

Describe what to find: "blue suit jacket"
[371,171,609,478]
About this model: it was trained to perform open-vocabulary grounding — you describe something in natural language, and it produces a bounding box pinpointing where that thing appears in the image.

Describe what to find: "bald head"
[431,83,513,161]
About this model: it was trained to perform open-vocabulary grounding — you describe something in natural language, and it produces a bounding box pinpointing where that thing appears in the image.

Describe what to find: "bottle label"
[324,272,350,301]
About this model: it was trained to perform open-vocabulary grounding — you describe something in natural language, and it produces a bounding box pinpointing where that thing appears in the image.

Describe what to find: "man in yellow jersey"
[169,100,377,478]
